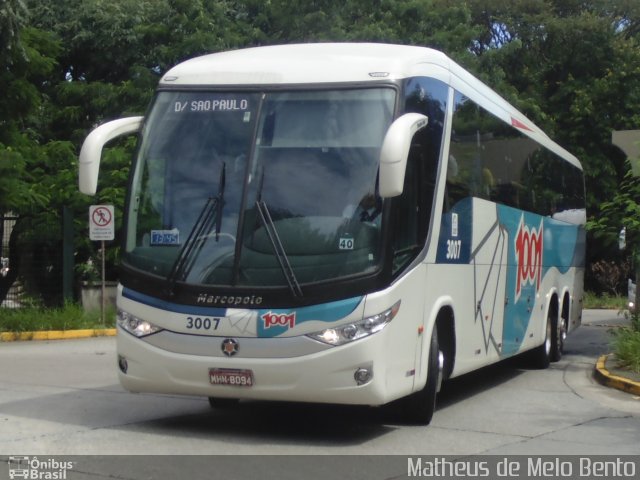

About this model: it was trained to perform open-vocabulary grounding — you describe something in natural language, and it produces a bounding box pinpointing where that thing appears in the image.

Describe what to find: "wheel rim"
[437,350,444,393]
[557,318,566,356]
[544,318,552,355]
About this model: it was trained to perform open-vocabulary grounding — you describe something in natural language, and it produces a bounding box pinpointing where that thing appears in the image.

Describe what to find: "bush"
[0,303,116,332]
[612,311,640,374]
[590,259,630,297]
[582,291,626,309]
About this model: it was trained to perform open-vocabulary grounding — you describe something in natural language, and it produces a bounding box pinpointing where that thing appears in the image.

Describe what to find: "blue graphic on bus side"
[497,204,584,355]
[436,199,584,357]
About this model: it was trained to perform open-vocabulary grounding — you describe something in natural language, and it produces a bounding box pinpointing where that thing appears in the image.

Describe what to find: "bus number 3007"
[186,317,220,330]
[446,239,462,260]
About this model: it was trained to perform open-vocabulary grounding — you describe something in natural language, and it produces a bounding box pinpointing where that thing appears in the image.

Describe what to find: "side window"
[524,150,585,218]
[391,77,446,274]
[447,93,480,208]
[445,91,585,221]
[479,108,541,212]
[447,92,540,211]
[391,142,420,273]
[404,77,447,187]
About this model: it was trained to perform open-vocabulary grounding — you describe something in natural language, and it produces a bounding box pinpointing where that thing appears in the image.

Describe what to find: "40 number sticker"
[339,237,355,250]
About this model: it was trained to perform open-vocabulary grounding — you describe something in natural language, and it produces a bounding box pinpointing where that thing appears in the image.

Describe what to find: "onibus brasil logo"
[8,456,74,479]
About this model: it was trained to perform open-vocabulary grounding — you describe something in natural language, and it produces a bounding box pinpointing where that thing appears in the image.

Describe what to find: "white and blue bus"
[79,44,586,424]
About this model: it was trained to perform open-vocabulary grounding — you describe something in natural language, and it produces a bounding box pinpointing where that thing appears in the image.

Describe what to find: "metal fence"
[0,212,72,309]
[1,215,20,308]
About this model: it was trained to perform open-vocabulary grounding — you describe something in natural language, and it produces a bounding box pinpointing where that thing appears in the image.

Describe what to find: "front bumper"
[116,327,395,406]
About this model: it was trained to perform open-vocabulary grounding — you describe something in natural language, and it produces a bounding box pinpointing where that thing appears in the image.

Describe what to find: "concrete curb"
[0,329,116,342]
[594,354,640,396]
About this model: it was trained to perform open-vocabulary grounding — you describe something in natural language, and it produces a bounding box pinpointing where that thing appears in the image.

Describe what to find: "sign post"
[89,205,115,325]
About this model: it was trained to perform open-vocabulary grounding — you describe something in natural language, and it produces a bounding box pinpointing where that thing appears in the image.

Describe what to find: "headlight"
[306,301,400,346]
[117,309,163,337]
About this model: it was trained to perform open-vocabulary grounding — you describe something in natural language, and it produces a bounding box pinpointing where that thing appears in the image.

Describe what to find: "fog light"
[118,355,128,374]
[354,367,372,386]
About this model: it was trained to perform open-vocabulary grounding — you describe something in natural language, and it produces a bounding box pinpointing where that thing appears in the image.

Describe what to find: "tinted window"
[446,91,585,222]
[391,77,447,273]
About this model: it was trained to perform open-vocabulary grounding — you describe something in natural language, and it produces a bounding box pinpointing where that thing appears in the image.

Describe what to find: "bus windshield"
[124,88,396,289]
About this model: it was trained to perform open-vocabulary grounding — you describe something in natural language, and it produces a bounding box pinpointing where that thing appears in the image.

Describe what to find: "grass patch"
[611,313,640,374]
[0,303,116,332]
[582,291,626,309]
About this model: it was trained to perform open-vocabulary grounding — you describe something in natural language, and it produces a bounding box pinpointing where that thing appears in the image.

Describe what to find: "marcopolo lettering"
[262,311,296,329]
[196,293,263,306]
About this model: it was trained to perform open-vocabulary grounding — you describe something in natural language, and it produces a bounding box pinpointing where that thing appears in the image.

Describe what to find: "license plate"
[209,368,254,387]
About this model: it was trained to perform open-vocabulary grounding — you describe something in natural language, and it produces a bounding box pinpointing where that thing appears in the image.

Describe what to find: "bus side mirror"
[79,116,144,195]
[378,113,428,198]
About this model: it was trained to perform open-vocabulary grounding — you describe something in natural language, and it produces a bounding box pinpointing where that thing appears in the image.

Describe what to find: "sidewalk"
[0,328,116,342]
[586,308,640,396]
[594,353,640,396]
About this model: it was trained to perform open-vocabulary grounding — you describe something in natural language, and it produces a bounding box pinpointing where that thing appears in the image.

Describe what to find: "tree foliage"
[1,0,639,302]
[0,0,28,59]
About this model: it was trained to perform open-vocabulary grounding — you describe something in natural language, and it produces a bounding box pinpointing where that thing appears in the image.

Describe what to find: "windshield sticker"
[338,236,354,250]
[174,99,250,113]
[150,229,180,246]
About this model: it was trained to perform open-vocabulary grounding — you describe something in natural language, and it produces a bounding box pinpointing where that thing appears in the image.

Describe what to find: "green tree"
[0,0,27,57]
[3,0,639,303]
[463,0,640,290]
[0,8,61,303]
[0,0,251,304]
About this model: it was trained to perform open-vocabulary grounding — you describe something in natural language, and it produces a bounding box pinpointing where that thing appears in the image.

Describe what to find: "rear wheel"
[531,310,553,369]
[550,314,565,362]
[401,327,441,425]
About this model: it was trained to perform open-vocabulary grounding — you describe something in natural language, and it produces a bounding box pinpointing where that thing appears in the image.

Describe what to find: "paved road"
[0,310,638,477]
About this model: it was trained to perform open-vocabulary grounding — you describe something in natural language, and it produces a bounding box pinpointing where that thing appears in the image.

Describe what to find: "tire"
[401,327,441,425]
[531,310,553,369]
[208,397,240,409]
[550,314,565,362]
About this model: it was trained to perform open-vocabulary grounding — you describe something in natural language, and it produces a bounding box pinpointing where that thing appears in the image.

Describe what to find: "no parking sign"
[89,205,115,241]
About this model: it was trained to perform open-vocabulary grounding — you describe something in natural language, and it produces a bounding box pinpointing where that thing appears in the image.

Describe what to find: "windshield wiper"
[254,170,302,298]
[166,163,226,294]
[255,199,303,298]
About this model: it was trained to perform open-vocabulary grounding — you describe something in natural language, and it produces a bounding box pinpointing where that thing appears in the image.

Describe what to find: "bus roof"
[161,43,581,170]
[161,43,451,86]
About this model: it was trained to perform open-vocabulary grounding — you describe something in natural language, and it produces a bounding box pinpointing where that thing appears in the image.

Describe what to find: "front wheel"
[400,327,441,425]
